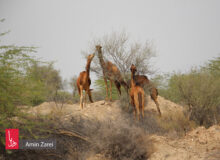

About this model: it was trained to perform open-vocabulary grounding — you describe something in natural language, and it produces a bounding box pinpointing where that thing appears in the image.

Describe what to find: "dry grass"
[89,120,155,160]
[3,113,155,160]
[155,111,196,137]
[3,95,200,159]
[119,91,195,137]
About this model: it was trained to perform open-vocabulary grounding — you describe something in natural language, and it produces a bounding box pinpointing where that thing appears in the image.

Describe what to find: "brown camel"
[130,64,145,121]
[95,45,128,101]
[128,74,162,116]
[77,54,95,109]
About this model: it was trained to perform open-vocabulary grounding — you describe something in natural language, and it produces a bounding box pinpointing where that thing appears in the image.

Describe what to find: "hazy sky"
[1,0,220,82]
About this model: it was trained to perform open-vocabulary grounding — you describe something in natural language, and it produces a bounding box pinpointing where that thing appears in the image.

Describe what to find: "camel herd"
[77,45,161,120]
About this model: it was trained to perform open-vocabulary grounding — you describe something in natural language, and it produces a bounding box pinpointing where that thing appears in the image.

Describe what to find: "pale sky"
[1,0,220,83]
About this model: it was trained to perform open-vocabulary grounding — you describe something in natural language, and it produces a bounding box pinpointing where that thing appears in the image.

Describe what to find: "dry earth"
[27,96,220,160]
[150,125,220,160]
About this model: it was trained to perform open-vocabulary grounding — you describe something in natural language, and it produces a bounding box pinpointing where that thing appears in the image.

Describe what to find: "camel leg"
[155,100,162,117]
[104,77,109,101]
[114,80,121,96]
[79,86,83,109]
[121,80,128,95]
[133,107,137,121]
[152,95,161,117]
[151,88,161,116]
[77,83,80,95]
[137,107,140,121]
[134,94,140,121]
[88,89,93,103]
[109,80,113,101]
[128,94,133,111]
[130,96,136,120]
[141,93,145,119]
[84,90,88,108]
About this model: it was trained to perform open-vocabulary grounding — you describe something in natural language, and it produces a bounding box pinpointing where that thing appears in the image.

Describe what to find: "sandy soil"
[150,125,220,160]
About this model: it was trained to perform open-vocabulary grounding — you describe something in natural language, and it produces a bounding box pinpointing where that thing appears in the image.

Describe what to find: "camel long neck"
[86,60,92,76]
[131,71,136,88]
[97,49,106,70]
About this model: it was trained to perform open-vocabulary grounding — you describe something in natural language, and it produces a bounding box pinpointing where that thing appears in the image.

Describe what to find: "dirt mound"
[150,125,220,160]
[28,95,183,119]
[26,100,156,160]
[28,100,123,122]
[26,97,220,160]
[145,96,183,115]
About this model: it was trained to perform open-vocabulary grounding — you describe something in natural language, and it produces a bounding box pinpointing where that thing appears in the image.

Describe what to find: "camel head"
[130,64,137,73]
[95,45,102,52]
[88,53,95,61]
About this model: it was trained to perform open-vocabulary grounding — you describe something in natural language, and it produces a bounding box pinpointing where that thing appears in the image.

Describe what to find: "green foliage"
[0,46,36,108]
[159,57,220,127]
[159,73,184,103]
[0,21,63,153]
[26,62,62,105]
[54,90,73,105]
[203,56,220,77]
[0,38,37,148]
[94,78,120,100]
[70,75,78,96]
[156,111,196,137]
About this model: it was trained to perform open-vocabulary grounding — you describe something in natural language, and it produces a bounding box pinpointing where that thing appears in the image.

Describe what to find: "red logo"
[5,129,19,150]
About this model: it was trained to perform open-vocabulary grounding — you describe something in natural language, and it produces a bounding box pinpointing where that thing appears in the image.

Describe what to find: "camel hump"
[79,71,86,75]
[106,61,120,72]
[134,75,150,83]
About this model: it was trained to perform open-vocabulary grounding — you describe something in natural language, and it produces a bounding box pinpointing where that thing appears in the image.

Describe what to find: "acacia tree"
[0,19,39,151]
[82,31,156,77]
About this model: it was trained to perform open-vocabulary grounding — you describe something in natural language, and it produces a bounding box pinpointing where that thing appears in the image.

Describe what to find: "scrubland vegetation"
[1,20,220,159]
[158,57,220,128]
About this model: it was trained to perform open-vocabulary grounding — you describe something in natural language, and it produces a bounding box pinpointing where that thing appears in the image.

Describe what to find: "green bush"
[26,62,62,105]
[0,42,38,151]
[53,91,73,105]
[0,22,62,153]
[94,78,122,100]
[159,57,220,127]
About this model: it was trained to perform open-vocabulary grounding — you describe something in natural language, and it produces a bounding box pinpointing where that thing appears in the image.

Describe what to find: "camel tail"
[138,92,142,110]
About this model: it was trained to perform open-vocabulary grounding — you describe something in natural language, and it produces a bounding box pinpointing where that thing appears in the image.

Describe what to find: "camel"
[77,54,95,109]
[95,45,128,101]
[129,64,145,121]
[128,73,162,116]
